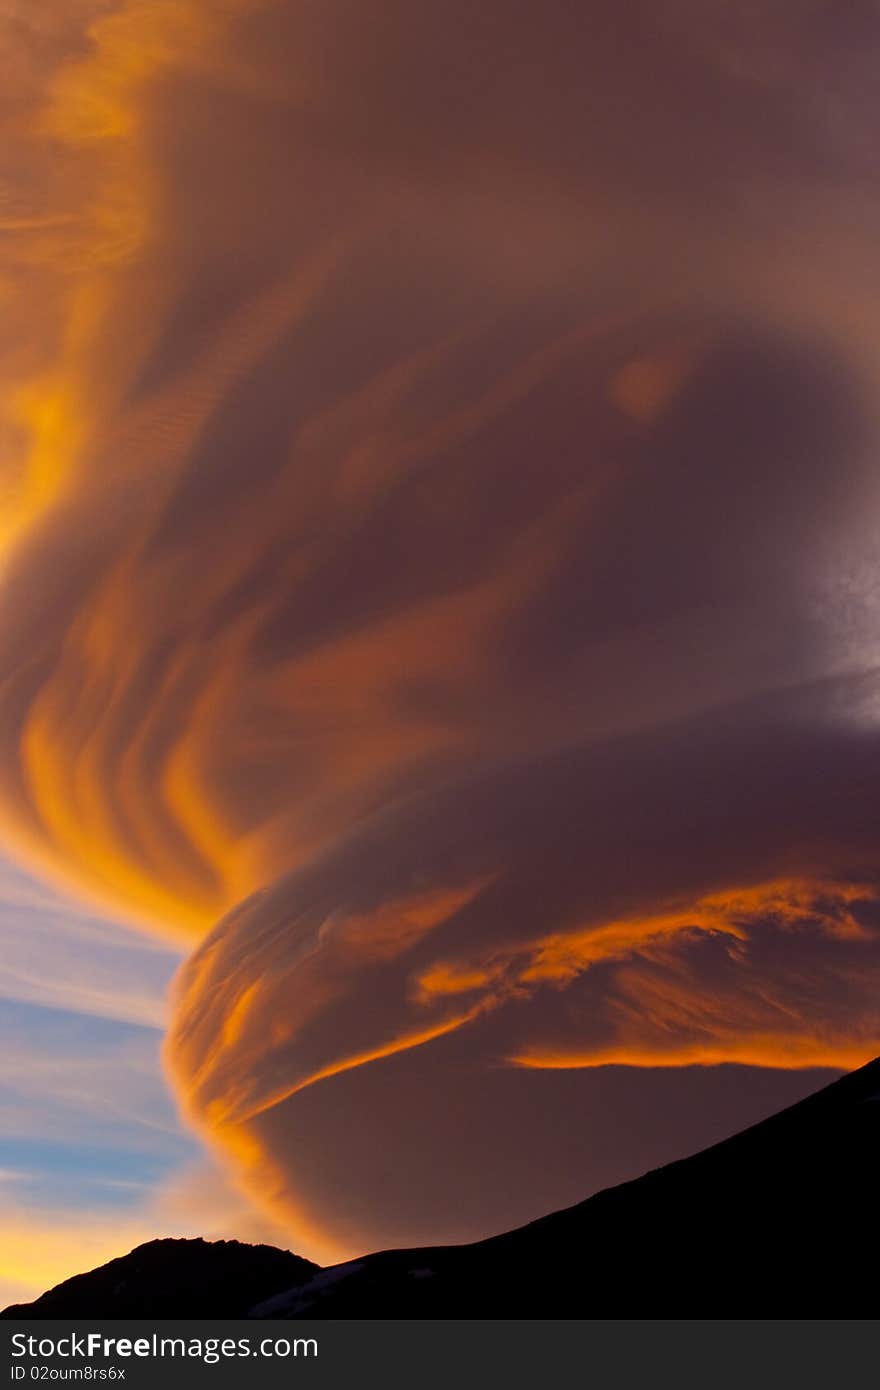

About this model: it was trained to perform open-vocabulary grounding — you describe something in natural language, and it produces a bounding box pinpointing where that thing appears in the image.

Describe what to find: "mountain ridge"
[5,1055,878,1319]
[0,1237,317,1320]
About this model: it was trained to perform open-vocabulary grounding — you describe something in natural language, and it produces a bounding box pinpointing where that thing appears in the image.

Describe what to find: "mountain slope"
[256,1053,880,1318]
[4,1057,878,1319]
[0,1238,318,1319]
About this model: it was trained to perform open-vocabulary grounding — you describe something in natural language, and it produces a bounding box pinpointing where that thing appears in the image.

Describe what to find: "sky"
[1,0,880,1291]
[0,854,293,1306]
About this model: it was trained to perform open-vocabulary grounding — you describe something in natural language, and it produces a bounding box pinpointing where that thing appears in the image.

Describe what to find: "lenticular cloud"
[2,1,880,1262]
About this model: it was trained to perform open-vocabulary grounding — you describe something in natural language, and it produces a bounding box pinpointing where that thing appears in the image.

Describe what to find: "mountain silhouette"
[0,1238,317,1320]
[4,1056,878,1318]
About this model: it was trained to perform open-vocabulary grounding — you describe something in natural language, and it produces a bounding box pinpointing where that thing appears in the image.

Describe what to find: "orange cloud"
[166,820,880,1253]
[3,0,880,1265]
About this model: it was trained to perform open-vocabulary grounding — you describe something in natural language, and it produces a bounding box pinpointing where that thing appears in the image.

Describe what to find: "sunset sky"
[2,0,880,1303]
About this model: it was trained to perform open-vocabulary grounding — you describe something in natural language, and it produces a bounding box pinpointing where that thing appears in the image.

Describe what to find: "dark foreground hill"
[0,1239,317,1319]
[255,1053,880,1318]
[4,1056,879,1318]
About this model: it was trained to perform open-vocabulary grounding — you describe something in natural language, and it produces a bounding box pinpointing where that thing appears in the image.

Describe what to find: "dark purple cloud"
[2,0,880,1258]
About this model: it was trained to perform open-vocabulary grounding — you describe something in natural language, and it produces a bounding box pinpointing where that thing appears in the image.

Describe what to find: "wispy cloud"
[0,856,181,1027]
[3,0,880,1269]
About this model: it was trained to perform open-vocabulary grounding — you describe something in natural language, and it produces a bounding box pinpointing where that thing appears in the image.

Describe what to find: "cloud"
[0,1156,289,1308]
[0,854,182,1026]
[2,0,880,1262]
[165,681,880,1255]
[0,968,284,1306]
[0,1000,186,1159]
